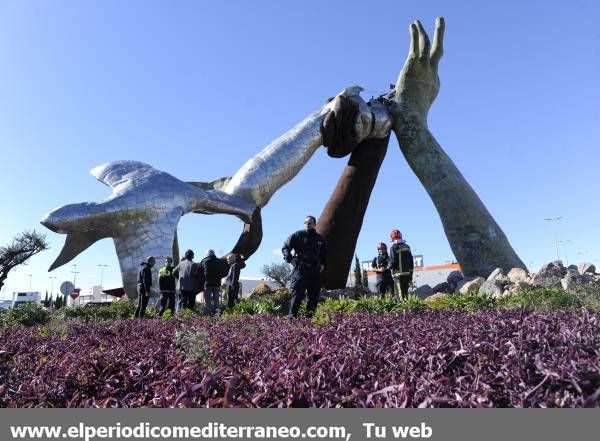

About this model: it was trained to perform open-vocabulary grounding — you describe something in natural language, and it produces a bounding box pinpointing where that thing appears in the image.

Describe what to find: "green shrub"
[174,327,215,370]
[425,292,495,312]
[497,287,584,311]
[6,302,50,326]
[108,300,136,319]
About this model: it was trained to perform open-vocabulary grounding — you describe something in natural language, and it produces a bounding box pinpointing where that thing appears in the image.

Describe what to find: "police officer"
[371,242,394,296]
[158,257,176,316]
[282,215,327,318]
[389,229,414,300]
[135,256,155,319]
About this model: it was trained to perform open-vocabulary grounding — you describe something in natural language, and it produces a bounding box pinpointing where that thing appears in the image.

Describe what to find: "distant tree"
[0,230,49,292]
[353,255,362,287]
[43,290,49,307]
[54,295,63,309]
[261,262,293,288]
[362,269,369,289]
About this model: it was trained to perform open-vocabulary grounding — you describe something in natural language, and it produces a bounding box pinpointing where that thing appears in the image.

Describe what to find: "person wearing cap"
[282,215,327,318]
[135,256,155,318]
[173,249,199,311]
[371,242,394,296]
[158,257,176,316]
[389,229,414,300]
[198,249,228,316]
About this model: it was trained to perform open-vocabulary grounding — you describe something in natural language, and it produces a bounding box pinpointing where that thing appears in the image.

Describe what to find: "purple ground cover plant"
[0,310,598,407]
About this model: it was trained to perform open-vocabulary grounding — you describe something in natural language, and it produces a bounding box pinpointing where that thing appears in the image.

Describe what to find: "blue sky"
[1,0,598,298]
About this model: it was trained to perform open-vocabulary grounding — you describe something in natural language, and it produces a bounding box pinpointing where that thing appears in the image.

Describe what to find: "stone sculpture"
[388,18,526,276]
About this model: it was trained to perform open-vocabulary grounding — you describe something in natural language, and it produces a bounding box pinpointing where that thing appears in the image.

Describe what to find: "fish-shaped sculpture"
[41,160,255,298]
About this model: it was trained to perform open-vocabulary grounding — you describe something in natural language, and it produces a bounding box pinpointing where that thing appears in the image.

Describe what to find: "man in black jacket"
[225,254,242,309]
[282,215,327,318]
[135,256,155,319]
[389,229,414,300]
[198,249,228,316]
[158,257,176,316]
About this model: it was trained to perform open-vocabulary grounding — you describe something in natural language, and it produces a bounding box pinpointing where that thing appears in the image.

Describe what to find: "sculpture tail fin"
[49,231,109,271]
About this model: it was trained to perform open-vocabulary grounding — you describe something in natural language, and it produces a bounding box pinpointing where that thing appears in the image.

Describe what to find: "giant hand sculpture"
[389,18,526,276]
[41,87,392,297]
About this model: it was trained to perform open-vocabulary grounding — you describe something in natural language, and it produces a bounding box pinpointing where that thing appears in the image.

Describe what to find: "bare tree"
[261,262,293,288]
[0,230,49,291]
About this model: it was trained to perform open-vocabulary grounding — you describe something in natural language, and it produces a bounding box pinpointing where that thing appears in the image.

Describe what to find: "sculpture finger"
[430,17,445,69]
[408,22,419,58]
[414,20,431,60]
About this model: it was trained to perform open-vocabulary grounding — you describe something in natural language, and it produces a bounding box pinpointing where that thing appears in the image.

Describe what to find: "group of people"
[135,249,242,319]
[281,216,415,319]
[370,229,415,299]
[134,214,414,320]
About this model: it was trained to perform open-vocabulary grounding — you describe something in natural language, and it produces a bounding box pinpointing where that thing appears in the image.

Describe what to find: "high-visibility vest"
[159,267,173,277]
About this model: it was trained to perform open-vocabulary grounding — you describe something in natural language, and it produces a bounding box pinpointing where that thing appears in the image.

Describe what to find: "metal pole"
[558,240,571,266]
[544,217,563,261]
[28,274,32,291]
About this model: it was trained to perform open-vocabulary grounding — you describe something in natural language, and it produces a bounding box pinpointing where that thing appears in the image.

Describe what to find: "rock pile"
[424,261,599,300]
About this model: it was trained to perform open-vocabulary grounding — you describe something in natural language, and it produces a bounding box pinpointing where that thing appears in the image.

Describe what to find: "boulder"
[507,268,528,284]
[424,292,448,304]
[480,279,504,298]
[412,284,434,299]
[487,268,505,281]
[249,282,273,298]
[458,277,485,294]
[560,272,595,291]
[531,261,566,287]
[431,282,450,294]
[446,271,464,291]
[502,284,520,297]
[578,263,596,275]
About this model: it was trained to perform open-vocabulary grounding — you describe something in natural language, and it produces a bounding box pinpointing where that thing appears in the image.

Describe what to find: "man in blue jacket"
[135,256,155,319]
[282,215,327,318]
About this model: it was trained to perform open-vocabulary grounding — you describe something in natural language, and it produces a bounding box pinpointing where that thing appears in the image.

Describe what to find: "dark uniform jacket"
[389,240,414,276]
[371,254,392,281]
[282,229,327,272]
[158,266,176,292]
[136,262,152,295]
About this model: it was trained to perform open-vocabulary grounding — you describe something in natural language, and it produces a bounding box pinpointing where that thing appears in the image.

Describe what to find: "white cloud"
[272,248,282,256]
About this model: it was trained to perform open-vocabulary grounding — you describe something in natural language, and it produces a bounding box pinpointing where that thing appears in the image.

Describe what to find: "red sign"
[70,288,81,300]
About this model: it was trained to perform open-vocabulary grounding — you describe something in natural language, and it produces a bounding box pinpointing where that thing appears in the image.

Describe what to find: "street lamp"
[543,217,563,261]
[557,240,571,266]
[27,274,32,291]
[98,264,108,302]
[71,265,80,306]
[48,276,57,309]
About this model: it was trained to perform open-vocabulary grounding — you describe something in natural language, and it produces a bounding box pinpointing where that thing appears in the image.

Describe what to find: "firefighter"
[389,229,414,299]
[158,257,176,316]
[371,242,394,296]
[282,215,327,318]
